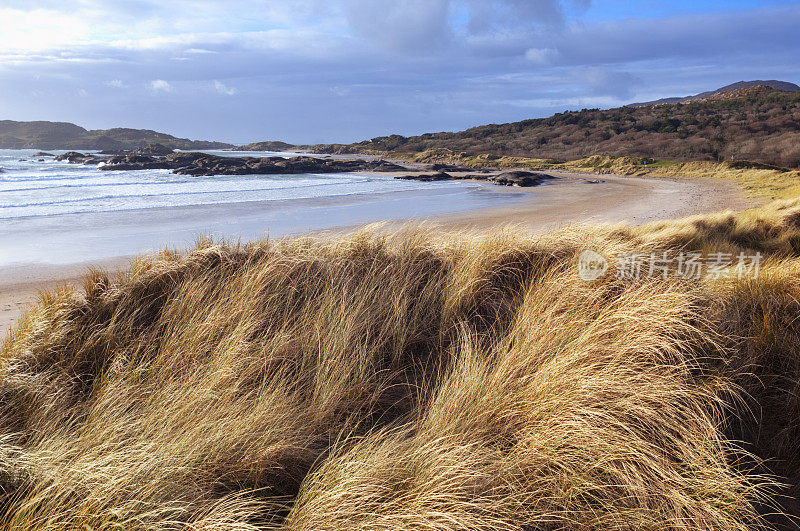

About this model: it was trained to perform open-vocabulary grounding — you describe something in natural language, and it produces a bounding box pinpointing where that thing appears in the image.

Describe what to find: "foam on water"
[0,149,531,266]
[0,150,437,219]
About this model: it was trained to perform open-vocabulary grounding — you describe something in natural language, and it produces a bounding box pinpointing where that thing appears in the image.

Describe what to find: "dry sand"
[0,170,755,339]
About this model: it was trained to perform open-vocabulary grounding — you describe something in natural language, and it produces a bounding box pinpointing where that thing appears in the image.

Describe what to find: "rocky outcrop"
[33,151,55,157]
[59,151,409,176]
[132,143,174,156]
[396,170,553,187]
[427,163,482,173]
[487,171,552,187]
[395,172,453,182]
[169,155,407,176]
[54,152,106,164]
[97,144,175,157]
[54,150,551,186]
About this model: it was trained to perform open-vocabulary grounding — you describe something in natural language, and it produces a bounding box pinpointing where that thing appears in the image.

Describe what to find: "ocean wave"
[0,177,377,209]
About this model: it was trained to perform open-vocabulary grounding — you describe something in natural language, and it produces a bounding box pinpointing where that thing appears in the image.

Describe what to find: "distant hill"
[295,82,800,168]
[0,120,233,150]
[627,80,800,107]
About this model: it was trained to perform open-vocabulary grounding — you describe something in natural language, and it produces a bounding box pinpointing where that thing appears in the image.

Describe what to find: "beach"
[0,169,753,338]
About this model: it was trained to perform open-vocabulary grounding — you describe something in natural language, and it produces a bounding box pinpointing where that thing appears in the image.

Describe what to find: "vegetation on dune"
[305,87,800,169]
[7,194,800,527]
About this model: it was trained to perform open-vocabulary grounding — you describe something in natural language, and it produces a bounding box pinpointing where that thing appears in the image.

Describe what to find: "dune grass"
[4,194,800,528]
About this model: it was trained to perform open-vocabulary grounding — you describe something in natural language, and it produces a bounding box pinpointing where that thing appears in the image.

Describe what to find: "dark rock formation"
[487,171,552,187]
[55,151,87,163]
[132,143,174,156]
[33,151,55,157]
[101,154,171,170]
[396,170,553,187]
[395,172,452,182]
[56,151,410,176]
[54,151,106,165]
[427,163,478,172]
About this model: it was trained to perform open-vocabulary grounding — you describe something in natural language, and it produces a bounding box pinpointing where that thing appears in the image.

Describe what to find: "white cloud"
[105,79,125,88]
[213,80,237,96]
[525,47,559,65]
[149,79,173,93]
[186,48,218,54]
[0,7,91,52]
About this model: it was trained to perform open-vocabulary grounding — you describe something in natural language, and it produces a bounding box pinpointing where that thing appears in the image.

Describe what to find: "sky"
[0,0,798,144]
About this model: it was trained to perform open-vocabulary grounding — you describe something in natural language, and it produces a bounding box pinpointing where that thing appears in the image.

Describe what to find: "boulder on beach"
[429,163,474,172]
[396,169,553,187]
[395,172,452,182]
[488,171,552,187]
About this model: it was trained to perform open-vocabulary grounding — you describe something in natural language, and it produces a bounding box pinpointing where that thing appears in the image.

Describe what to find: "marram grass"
[5,199,800,528]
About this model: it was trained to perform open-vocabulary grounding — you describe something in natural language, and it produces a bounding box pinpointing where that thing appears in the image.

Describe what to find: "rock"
[54,151,107,164]
[34,151,55,157]
[395,172,452,182]
[92,152,409,176]
[55,151,88,162]
[488,171,552,187]
[47,150,557,188]
[132,143,174,156]
[397,170,553,187]
[428,163,474,172]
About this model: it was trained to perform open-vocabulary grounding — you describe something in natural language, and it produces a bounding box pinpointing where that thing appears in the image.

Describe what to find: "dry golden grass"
[5,197,800,528]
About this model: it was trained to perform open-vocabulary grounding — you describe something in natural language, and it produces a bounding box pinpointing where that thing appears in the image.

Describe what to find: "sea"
[0,149,528,268]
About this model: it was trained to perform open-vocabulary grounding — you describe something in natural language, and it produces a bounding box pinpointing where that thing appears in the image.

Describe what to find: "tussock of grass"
[6,199,800,527]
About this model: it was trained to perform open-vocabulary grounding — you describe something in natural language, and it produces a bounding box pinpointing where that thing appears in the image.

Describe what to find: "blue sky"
[0,0,798,144]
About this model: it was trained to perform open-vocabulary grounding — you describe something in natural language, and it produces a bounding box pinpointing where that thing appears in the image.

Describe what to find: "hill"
[297,82,800,168]
[0,120,234,150]
[628,79,800,106]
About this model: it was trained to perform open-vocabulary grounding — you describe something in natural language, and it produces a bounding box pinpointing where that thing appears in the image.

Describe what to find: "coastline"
[0,170,755,339]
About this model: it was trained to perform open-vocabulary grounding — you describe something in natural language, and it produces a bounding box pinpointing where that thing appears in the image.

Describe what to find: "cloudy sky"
[0,0,798,144]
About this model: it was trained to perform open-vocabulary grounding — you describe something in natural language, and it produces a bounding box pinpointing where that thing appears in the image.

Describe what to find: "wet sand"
[0,170,755,339]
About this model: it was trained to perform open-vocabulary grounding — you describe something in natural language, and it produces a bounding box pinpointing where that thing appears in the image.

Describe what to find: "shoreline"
[0,170,755,339]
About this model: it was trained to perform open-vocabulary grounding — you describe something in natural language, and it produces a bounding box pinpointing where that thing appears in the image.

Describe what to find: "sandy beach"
[0,170,754,339]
